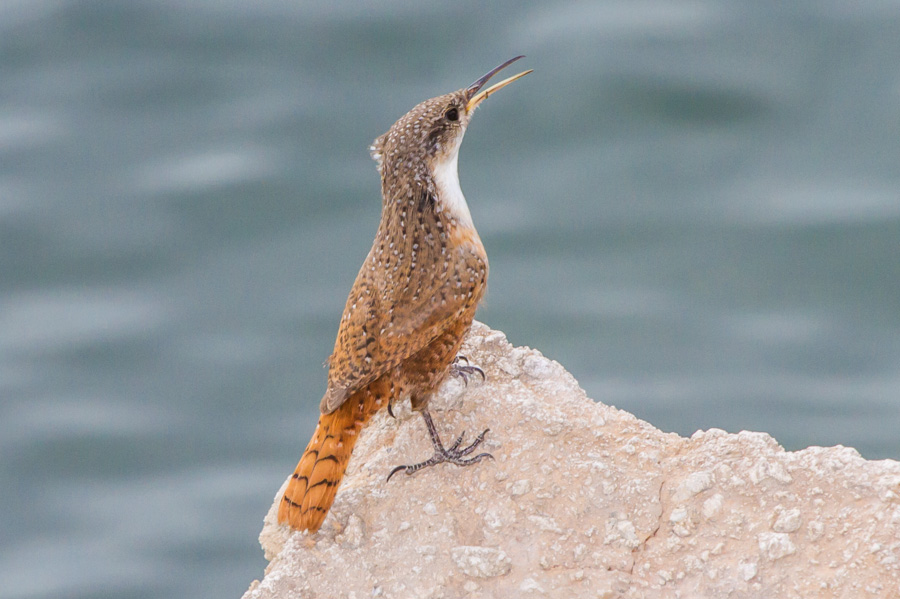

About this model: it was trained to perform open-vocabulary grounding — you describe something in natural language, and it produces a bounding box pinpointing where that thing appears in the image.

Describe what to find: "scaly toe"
[444,451,494,467]
[450,363,486,386]
[448,432,466,451]
[456,428,490,457]
[387,411,492,482]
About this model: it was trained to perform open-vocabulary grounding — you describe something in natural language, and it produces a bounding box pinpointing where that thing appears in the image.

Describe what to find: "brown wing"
[319,207,486,413]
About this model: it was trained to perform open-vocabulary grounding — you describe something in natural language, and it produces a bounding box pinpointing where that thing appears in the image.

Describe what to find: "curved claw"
[450,363,486,386]
[387,400,395,419]
[386,464,408,482]
[458,429,490,457]
[470,452,494,463]
[386,410,493,483]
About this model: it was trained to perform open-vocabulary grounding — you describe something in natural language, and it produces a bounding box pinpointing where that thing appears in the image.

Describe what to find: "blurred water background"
[2,1,899,598]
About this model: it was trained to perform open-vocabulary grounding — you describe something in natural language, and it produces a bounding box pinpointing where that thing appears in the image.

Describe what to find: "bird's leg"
[386,409,492,481]
[449,355,485,386]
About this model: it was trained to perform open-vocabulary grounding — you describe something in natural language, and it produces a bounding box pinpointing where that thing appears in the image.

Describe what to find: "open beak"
[465,56,532,113]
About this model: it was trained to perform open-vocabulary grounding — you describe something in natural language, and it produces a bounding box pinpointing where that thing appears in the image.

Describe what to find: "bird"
[277,56,532,533]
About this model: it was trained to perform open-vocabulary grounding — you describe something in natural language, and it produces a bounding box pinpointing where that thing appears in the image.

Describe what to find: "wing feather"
[319,193,486,413]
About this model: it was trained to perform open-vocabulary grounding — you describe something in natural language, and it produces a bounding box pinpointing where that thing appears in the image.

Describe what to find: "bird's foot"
[386,410,493,482]
[450,355,485,386]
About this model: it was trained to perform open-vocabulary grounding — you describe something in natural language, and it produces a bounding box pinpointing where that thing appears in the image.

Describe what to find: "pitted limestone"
[245,323,900,599]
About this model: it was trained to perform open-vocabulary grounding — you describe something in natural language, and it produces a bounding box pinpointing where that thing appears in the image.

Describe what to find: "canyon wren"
[278,57,532,533]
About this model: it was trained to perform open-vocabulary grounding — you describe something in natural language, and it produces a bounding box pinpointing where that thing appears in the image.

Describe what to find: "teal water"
[2,2,900,598]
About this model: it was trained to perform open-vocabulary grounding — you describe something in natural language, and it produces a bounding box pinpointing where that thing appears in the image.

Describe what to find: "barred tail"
[278,380,386,532]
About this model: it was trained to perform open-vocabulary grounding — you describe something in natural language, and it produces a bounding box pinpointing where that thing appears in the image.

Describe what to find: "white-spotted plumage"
[279,58,526,534]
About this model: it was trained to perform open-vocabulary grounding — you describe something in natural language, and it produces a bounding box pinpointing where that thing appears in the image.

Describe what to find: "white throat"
[432,146,474,228]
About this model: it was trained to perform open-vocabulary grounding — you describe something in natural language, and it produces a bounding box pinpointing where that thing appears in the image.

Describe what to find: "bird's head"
[370,56,531,188]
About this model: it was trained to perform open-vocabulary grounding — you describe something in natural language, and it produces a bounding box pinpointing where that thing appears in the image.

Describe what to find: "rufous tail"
[277,379,387,532]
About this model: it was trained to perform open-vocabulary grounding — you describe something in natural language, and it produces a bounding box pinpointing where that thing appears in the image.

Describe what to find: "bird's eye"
[445,107,459,122]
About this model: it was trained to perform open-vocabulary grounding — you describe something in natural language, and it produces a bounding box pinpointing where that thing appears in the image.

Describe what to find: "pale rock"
[758,532,796,560]
[482,330,507,346]
[482,504,509,533]
[772,507,802,533]
[450,546,511,578]
[702,493,724,519]
[738,560,758,581]
[610,517,641,549]
[436,375,467,409]
[522,354,555,379]
[496,357,520,377]
[528,514,563,534]
[670,509,694,538]
[337,514,364,548]
[749,458,793,485]
[807,520,825,541]
[509,479,531,496]
[669,506,688,525]
[673,470,714,503]
[244,322,900,599]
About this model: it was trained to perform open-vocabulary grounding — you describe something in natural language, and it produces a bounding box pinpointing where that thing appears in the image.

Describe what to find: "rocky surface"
[244,322,900,599]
